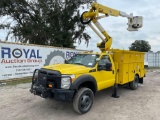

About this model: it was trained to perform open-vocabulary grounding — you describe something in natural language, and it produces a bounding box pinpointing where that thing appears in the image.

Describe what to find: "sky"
[0,0,160,52]
[75,0,160,52]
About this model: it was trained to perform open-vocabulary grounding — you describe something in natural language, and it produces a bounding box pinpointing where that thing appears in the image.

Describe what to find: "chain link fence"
[145,51,160,67]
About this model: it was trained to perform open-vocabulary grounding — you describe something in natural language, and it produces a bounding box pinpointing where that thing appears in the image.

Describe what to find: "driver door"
[96,55,115,91]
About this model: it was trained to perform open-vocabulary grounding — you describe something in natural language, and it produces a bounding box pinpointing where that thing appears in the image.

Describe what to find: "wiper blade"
[74,63,85,66]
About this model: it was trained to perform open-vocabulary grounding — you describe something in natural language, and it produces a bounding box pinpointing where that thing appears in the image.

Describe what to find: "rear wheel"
[73,88,94,114]
[129,75,139,90]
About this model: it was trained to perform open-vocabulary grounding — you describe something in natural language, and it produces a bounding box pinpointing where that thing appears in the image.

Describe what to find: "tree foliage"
[0,0,92,48]
[129,40,151,52]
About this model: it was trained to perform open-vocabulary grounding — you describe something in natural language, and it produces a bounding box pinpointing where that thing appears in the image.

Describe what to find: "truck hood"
[43,64,93,75]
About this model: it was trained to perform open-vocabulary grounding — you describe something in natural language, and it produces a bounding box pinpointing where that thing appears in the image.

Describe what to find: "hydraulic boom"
[80,2,143,52]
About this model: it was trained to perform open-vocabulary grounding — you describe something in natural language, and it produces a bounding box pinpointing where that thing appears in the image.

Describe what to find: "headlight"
[61,74,75,89]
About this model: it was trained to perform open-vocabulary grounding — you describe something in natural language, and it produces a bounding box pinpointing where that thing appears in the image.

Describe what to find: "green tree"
[129,40,151,52]
[0,0,92,48]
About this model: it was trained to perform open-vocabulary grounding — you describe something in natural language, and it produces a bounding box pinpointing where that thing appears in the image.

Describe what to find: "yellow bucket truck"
[30,2,145,114]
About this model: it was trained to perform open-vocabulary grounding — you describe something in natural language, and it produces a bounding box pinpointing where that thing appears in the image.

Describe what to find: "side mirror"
[105,62,112,71]
[98,62,112,71]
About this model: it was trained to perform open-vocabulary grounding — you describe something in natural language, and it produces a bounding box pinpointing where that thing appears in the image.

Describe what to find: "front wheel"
[73,88,94,114]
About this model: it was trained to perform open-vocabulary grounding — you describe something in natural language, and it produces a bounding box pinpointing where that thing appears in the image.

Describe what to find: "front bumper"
[53,89,75,101]
[30,84,75,101]
[30,68,75,101]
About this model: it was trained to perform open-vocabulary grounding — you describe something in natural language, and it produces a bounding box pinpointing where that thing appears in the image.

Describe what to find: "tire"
[129,75,139,90]
[73,88,94,114]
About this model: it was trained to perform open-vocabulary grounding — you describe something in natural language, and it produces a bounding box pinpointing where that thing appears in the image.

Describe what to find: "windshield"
[66,54,99,67]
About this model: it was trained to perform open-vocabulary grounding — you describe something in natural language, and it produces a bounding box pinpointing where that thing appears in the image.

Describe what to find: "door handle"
[112,70,114,74]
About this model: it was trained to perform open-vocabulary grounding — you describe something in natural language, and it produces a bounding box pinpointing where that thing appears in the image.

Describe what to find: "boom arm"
[80,2,143,52]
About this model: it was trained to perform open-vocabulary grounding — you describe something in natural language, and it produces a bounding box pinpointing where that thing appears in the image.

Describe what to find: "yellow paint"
[91,2,120,16]
[81,2,120,52]
[110,49,146,85]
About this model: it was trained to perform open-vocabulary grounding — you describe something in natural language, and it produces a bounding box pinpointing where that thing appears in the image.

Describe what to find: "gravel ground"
[0,69,160,120]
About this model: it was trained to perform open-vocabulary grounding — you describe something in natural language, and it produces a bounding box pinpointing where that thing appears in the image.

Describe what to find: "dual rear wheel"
[127,75,139,90]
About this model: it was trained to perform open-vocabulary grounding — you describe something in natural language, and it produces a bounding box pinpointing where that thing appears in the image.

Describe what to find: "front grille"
[37,69,61,89]
[38,71,47,87]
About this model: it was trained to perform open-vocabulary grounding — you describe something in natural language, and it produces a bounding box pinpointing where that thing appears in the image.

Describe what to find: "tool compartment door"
[118,63,129,84]
[128,63,134,82]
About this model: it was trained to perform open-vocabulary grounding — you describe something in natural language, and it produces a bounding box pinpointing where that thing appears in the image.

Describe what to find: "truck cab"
[30,52,116,113]
[63,52,116,91]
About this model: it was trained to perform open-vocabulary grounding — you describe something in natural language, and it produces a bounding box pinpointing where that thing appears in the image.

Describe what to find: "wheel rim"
[80,94,92,111]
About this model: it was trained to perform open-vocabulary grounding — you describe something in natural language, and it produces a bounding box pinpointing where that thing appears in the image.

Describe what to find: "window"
[99,55,111,64]
[66,54,100,67]
[98,55,112,71]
